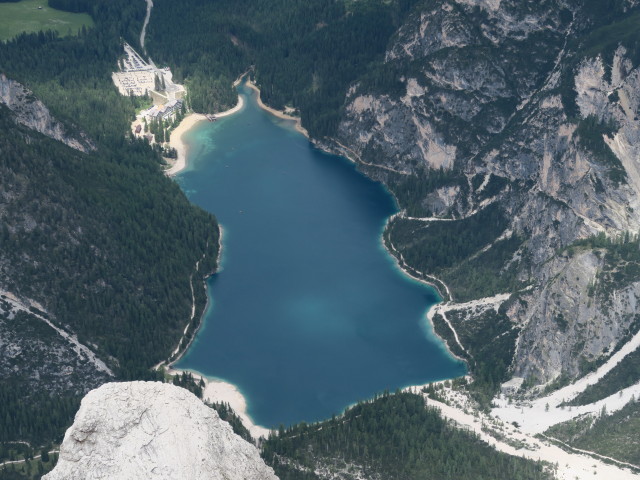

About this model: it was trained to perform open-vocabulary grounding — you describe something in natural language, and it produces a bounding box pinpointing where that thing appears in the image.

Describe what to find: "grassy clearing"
[0,0,93,41]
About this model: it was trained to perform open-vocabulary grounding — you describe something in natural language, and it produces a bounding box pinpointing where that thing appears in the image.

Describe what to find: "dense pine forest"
[546,398,640,466]
[146,0,420,137]
[262,392,554,480]
[0,0,218,447]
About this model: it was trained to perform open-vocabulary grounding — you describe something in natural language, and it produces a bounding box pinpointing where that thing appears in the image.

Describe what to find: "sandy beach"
[245,80,309,138]
[166,77,310,177]
[164,113,206,176]
[166,367,271,440]
[165,96,245,177]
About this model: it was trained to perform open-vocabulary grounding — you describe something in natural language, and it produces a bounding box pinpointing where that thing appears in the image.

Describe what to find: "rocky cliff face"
[331,0,570,178]
[44,382,278,480]
[327,0,640,390]
[0,74,95,153]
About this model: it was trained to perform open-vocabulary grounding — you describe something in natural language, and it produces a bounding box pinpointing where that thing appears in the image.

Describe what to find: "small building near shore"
[141,100,183,123]
[141,105,161,121]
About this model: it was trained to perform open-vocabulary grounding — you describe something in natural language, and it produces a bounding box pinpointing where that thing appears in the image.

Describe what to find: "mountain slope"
[0,0,218,445]
[325,0,640,394]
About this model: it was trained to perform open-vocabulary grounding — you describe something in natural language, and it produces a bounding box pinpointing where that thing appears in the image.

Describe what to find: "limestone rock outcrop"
[44,382,278,480]
[0,73,95,152]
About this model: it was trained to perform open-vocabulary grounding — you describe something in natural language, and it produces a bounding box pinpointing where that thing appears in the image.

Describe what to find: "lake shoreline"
[157,78,638,480]
[306,136,455,303]
[162,81,287,440]
[166,76,308,178]
[166,366,271,440]
[162,78,465,438]
[244,80,309,138]
[165,97,245,177]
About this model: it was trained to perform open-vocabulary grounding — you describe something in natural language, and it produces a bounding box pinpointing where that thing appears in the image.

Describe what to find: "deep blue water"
[175,84,465,428]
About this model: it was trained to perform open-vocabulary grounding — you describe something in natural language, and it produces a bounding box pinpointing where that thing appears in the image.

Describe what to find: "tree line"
[146,0,422,138]
[262,391,554,480]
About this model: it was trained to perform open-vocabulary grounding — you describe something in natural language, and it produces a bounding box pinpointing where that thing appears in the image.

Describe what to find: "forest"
[566,346,640,406]
[546,398,640,466]
[0,0,218,445]
[385,202,524,302]
[262,391,554,480]
[432,303,521,408]
[146,0,421,138]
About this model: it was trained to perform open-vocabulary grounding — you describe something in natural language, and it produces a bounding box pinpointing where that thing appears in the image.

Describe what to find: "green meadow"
[0,0,93,41]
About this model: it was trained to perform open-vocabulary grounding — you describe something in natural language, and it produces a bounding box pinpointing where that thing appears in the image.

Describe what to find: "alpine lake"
[174,83,466,429]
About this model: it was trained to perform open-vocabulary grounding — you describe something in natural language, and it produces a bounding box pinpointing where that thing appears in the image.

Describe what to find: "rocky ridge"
[0,74,95,153]
[326,0,640,390]
[44,382,278,480]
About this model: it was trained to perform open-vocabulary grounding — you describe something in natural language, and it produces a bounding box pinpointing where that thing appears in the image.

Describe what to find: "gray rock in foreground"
[44,381,278,480]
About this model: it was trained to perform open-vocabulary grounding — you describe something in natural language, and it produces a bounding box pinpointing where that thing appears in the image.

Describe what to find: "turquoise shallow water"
[175,84,466,428]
